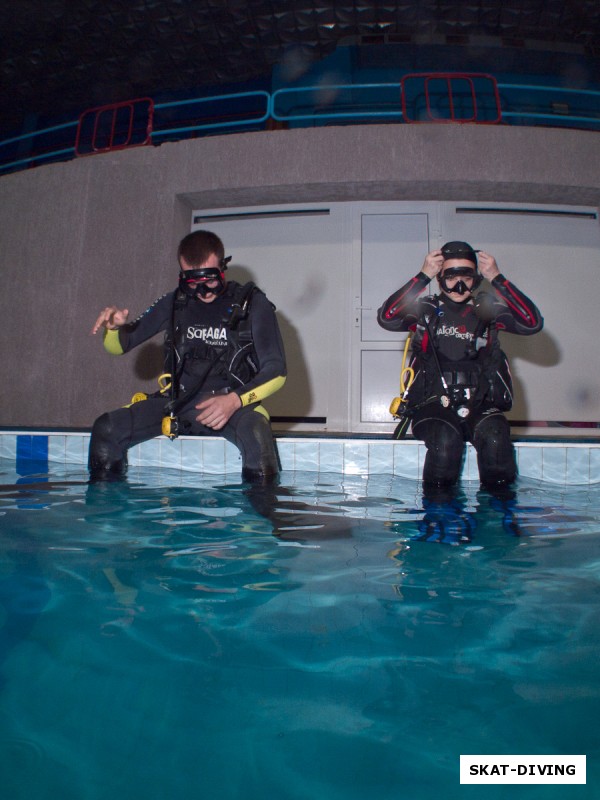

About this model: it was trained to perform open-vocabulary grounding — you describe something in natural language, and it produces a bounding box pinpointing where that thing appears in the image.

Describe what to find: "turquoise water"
[0,459,599,799]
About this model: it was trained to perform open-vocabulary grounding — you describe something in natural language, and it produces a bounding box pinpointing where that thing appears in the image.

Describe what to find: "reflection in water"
[1,461,600,800]
[244,478,594,547]
[410,484,533,545]
[244,483,362,540]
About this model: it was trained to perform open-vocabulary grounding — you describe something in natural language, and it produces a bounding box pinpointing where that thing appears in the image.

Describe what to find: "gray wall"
[0,124,599,429]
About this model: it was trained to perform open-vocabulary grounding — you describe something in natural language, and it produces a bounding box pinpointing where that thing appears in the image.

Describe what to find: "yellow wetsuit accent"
[103,328,124,355]
[238,375,286,408]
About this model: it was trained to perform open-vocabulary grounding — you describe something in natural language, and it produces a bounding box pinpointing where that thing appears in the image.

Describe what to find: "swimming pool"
[1,458,598,799]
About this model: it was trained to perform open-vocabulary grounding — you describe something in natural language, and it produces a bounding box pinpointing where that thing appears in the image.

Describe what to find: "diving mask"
[438,266,483,296]
[179,256,231,298]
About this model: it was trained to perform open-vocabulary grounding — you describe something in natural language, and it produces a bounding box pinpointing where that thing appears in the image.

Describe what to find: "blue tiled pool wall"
[1,431,600,484]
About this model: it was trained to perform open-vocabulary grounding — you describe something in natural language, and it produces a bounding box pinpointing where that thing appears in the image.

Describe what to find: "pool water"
[0,459,599,799]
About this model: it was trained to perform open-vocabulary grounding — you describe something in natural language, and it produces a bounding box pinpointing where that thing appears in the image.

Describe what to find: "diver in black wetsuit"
[88,230,287,484]
[377,241,543,491]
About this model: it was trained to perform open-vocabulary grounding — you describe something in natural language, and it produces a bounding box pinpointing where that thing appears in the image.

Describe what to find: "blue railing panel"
[271,83,404,122]
[0,80,598,175]
[152,90,271,139]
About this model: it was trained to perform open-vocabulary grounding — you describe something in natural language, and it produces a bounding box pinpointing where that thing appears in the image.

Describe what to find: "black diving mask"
[179,256,231,298]
[438,267,483,296]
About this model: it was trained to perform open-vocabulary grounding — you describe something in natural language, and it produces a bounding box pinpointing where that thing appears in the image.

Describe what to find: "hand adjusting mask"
[179,256,232,298]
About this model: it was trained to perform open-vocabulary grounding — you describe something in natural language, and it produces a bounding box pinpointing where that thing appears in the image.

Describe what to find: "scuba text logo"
[436,323,475,342]
[186,325,228,344]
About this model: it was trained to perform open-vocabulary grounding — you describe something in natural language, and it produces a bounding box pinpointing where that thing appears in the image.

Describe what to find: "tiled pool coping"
[1,430,599,485]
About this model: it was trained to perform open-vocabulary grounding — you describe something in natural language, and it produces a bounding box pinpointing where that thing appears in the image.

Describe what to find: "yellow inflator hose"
[389,336,414,418]
[126,374,173,407]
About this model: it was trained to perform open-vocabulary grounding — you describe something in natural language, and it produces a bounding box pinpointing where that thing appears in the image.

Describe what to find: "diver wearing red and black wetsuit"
[377,241,543,490]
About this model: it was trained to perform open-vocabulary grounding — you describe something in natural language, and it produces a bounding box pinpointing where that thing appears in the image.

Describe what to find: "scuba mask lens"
[179,266,227,297]
[179,269,221,297]
[439,240,481,295]
[438,267,483,295]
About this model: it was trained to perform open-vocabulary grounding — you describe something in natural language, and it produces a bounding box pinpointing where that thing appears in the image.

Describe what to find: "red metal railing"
[75,98,154,156]
[401,73,502,124]
[2,75,598,174]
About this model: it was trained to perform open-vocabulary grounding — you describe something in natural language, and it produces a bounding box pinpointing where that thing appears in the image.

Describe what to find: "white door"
[191,204,352,431]
[352,208,434,432]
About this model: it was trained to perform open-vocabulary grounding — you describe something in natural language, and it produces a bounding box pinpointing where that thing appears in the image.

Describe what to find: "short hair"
[177,230,225,266]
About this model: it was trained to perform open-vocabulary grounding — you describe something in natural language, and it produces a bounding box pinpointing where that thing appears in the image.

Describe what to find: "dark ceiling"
[1,0,599,136]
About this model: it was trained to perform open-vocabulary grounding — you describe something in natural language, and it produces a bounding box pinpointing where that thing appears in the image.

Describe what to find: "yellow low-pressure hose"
[157,374,172,394]
[389,336,414,418]
[125,374,172,408]
[399,336,415,396]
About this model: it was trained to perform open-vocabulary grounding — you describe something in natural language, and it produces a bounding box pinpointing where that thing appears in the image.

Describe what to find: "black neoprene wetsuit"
[89,281,287,483]
[377,271,543,488]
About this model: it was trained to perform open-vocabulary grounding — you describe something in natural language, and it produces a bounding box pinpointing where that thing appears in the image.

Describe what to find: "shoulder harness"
[408,294,513,413]
[164,281,261,412]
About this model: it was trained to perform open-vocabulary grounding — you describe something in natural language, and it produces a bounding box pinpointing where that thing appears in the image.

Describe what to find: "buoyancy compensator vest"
[406,294,513,415]
[164,281,260,410]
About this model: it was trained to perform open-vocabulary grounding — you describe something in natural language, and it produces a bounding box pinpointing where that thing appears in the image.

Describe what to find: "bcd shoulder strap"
[165,282,261,411]
[227,281,258,331]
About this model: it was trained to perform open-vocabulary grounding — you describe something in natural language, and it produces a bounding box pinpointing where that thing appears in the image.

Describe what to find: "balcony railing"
[1,74,598,175]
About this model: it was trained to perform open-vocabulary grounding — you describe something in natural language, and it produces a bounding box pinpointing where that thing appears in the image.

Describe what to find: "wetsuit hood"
[441,241,478,265]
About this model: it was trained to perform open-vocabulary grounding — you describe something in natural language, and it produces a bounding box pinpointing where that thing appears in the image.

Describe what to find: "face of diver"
[179,253,225,303]
[438,258,477,302]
